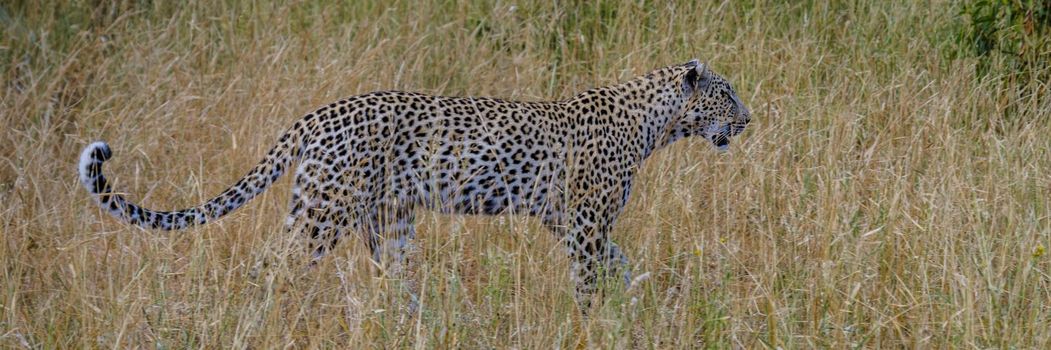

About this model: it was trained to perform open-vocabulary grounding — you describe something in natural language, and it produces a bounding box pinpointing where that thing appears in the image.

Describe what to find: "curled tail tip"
[85,141,112,161]
[78,141,112,192]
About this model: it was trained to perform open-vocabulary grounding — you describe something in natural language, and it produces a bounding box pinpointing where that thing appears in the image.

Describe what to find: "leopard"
[78,59,751,313]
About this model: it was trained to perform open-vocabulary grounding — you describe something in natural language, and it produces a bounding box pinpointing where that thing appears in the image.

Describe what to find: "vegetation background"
[2,0,1049,348]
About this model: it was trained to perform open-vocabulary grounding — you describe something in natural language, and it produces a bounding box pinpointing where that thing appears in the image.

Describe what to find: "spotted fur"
[78,60,750,312]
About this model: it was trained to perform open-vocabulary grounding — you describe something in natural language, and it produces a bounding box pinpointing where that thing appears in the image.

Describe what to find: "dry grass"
[2,0,1050,348]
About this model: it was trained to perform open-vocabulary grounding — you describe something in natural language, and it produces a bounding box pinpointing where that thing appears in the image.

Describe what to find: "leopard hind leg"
[357,202,420,312]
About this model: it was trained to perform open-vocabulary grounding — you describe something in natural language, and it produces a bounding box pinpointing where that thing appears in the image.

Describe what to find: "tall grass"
[2,0,1049,348]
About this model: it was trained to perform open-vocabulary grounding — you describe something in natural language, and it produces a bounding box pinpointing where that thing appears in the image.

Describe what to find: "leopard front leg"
[604,241,632,287]
[544,210,633,314]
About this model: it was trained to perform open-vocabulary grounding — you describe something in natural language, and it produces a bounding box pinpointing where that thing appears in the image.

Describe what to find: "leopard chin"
[712,134,730,151]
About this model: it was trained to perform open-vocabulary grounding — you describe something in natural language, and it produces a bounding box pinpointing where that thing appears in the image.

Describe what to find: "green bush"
[960,0,1051,82]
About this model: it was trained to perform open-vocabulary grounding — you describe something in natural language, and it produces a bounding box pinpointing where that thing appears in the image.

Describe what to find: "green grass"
[2,0,1050,348]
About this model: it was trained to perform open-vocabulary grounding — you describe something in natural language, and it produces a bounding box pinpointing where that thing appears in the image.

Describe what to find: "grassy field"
[2,0,1050,348]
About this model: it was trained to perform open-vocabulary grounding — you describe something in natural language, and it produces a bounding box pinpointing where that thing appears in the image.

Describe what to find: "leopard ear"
[683,60,711,94]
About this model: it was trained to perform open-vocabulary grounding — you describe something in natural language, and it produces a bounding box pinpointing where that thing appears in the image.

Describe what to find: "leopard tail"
[77,123,305,230]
